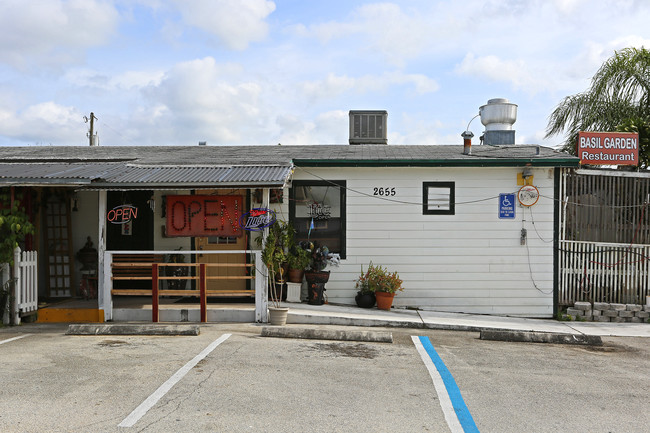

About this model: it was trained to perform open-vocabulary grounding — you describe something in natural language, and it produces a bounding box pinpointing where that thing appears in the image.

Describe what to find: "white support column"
[255,188,270,323]
[97,190,111,321]
[12,246,21,325]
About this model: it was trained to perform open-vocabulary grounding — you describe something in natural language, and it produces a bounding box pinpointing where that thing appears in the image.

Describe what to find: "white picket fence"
[559,240,650,306]
[12,247,38,325]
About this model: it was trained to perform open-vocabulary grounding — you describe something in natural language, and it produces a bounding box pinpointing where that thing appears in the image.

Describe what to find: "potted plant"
[287,244,310,283]
[354,264,376,308]
[301,241,340,305]
[260,222,290,325]
[356,262,403,310]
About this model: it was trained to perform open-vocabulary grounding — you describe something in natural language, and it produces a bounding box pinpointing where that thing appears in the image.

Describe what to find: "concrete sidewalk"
[284,302,650,338]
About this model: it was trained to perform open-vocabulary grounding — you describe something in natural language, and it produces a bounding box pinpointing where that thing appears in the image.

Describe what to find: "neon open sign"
[165,195,242,237]
[107,205,138,225]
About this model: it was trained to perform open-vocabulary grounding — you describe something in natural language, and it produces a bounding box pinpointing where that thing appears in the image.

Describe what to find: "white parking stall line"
[118,333,232,428]
[0,334,31,345]
[412,335,479,433]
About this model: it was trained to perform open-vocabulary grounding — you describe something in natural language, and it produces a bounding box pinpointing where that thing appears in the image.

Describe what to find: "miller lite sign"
[239,208,276,232]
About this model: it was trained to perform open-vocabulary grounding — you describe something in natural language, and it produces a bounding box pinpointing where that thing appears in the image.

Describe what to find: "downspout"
[553,168,560,318]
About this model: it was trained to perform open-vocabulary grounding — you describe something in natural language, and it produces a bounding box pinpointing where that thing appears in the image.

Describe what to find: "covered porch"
[0,146,294,324]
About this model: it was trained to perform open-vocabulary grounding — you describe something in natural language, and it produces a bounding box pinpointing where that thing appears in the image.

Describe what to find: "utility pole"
[85,112,98,146]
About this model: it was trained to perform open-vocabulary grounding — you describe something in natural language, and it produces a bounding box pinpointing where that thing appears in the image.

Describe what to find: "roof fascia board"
[83,182,288,189]
[293,159,580,168]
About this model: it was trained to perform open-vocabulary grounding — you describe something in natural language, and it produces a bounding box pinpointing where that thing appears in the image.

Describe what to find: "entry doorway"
[107,190,154,289]
[194,190,251,296]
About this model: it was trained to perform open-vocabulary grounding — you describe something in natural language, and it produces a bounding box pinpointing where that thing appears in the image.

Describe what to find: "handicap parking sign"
[499,193,516,219]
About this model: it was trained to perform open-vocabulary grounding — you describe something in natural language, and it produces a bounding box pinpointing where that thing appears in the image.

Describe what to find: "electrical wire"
[294,166,515,206]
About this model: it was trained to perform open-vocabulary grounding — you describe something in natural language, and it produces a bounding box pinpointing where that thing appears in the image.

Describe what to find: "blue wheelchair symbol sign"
[499,193,516,219]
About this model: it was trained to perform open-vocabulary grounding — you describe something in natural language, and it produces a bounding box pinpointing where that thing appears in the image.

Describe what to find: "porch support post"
[199,263,207,322]
[97,190,111,321]
[255,188,270,323]
[13,246,21,325]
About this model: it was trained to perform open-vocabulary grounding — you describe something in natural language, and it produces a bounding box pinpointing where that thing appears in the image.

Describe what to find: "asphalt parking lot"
[0,323,648,432]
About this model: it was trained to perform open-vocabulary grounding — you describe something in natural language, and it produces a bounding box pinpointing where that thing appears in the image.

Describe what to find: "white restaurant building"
[0,105,579,322]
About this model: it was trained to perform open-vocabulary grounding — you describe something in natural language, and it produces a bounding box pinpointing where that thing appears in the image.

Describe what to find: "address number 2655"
[373,187,396,196]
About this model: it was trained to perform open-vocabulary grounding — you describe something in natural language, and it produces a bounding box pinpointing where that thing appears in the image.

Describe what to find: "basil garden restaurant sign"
[578,131,639,165]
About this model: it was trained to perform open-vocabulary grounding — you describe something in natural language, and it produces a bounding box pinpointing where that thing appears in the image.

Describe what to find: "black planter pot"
[305,271,329,305]
[355,291,376,308]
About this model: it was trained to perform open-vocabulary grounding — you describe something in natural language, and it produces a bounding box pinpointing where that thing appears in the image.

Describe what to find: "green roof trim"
[293,158,580,168]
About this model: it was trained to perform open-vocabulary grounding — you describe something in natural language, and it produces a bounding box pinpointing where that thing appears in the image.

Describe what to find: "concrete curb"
[480,329,603,346]
[261,326,393,343]
[66,324,200,336]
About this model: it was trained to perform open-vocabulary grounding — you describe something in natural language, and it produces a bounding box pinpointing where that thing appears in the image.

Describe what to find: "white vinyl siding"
[292,166,555,317]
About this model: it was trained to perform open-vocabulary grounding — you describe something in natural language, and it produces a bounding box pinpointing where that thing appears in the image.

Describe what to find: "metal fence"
[559,169,650,306]
[559,240,650,306]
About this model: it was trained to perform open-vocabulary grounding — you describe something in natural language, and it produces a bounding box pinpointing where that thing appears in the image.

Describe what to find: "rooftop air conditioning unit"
[349,110,388,144]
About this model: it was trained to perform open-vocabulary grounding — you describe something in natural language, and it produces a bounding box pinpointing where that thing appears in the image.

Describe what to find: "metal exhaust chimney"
[479,98,517,145]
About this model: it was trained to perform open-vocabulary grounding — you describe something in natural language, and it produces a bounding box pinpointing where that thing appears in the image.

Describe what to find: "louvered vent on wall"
[349,110,388,144]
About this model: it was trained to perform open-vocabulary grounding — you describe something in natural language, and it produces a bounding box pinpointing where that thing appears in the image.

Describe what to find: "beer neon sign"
[165,195,242,237]
[239,208,276,232]
[107,205,138,225]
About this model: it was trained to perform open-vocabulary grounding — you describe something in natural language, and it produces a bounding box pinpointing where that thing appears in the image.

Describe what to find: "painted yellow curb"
[36,308,105,323]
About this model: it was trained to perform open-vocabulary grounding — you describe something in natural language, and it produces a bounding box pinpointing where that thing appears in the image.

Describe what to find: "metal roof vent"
[479,98,517,145]
[349,110,388,144]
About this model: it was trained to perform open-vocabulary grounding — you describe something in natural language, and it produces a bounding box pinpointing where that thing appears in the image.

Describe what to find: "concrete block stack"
[566,301,650,323]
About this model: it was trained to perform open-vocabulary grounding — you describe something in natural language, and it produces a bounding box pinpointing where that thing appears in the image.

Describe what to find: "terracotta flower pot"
[288,268,304,283]
[375,291,395,310]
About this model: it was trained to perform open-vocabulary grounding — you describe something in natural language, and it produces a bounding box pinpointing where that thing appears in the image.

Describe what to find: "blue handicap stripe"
[419,336,479,432]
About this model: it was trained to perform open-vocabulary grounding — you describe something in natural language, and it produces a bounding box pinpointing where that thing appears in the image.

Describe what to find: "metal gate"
[559,169,650,305]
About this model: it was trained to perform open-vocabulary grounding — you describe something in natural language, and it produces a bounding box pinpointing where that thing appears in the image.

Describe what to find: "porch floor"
[37,296,256,323]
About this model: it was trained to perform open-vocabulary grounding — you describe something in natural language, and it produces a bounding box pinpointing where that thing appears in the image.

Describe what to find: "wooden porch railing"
[102,250,267,322]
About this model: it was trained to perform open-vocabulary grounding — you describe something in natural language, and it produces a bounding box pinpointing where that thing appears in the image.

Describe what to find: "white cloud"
[298,72,438,103]
[276,110,348,145]
[0,0,119,68]
[63,68,166,91]
[172,0,276,50]
[136,57,272,144]
[0,102,85,145]
[300,2,442,67]
[455,53,537,91]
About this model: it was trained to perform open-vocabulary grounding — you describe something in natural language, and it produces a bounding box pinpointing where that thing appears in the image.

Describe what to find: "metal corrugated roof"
[0,144,578,188]
[0,162,292,188]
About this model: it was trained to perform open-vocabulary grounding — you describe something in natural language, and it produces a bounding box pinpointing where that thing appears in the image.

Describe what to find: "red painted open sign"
[107,205,138,224]
[165,195,242,237]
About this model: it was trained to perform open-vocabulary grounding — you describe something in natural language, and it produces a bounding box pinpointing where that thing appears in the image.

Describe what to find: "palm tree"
[546,47,650,168]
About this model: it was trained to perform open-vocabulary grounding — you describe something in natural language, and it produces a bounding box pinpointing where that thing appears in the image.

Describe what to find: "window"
[423,182,455,215]
[290,180,346,259]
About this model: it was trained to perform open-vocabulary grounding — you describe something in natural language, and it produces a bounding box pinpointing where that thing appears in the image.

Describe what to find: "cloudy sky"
[0,0,648,148]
